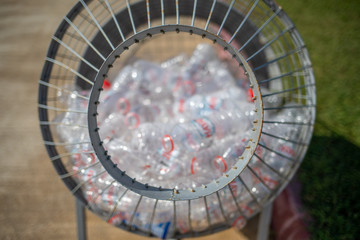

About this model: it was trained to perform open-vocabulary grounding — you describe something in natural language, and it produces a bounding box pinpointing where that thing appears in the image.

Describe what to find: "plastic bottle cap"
[183,80,196,96]
[172,76,183,93]
[125,112,140,129]
[247,88,254,102]
[162,135,174,153]
[209,96,219,110]
[190,157,197,175]
[232,216,246,229]
[103,79,111,90]
[178,99,185,113]
[241,204,254,216]
[116,97,131,115]
[214,156,227,172]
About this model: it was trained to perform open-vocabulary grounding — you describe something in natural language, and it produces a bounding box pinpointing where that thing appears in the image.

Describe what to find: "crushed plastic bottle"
[162,109,250,153]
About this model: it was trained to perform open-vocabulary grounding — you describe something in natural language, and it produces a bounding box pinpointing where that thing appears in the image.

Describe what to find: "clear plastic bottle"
[260,87,283,110]
[175,201,191,234]
[162,110,250,152]
[161,53,187,69]
[150,201,174,239]
[185,134,240,184]
[180,44,219,95]
[132,60,172,99]
[163,69,197,100]
[189,197,209,232]
[98,112,129,141]
[213,136,249,173]
[111,65,136,92]
[207,60,237,89]
[186,44,217,76]
[105,138,157,180]
[55,110,89,144]
[249,157,280,190]
[129,122,174,152]
[173,87,248,117]
[98,91,138,122]
[240,167,271,203]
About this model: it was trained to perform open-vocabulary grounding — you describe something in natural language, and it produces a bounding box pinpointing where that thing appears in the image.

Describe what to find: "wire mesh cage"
[38,0,316,238]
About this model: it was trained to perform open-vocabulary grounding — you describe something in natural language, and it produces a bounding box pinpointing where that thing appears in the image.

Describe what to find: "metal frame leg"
[257,203,273,240]
[76,198,87,240]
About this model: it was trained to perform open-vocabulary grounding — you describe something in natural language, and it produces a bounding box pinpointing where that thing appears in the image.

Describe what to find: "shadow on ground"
[297,125,360,239]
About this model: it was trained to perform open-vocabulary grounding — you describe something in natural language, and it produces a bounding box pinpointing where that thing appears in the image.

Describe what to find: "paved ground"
[0,0,258,239]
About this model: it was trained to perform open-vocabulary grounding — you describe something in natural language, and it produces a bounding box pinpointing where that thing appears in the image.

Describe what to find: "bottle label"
[278,143,296,158]
[193,117,215,138]
[232,216,246,229]
[205,96,223,111]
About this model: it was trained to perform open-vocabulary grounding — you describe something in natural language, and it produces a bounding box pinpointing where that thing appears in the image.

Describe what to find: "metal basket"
[38,0,316,238]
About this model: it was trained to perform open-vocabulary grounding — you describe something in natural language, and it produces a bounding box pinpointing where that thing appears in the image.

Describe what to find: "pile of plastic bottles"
[54,43,308,237]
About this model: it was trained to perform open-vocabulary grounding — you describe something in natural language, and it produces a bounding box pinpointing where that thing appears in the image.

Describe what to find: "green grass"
[276,0,360,239]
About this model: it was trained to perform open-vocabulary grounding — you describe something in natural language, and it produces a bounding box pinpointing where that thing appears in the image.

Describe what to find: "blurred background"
[0,0,359,239]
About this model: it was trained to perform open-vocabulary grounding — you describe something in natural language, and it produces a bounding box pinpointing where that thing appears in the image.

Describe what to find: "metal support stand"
[257,203,273,240]
[76,199,87,240]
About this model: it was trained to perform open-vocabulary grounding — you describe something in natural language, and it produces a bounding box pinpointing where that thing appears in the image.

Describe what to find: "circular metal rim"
[37,0,317,237]
[87,24,263,201]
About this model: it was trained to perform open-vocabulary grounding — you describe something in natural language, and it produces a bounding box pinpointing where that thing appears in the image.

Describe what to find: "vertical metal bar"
[39,80,90,100]
[160,0,165,25]
[71,170,106,194]
[60,161,100,179]
[216,191,230,225]
[106,189,129,221]
[49,151,93,162]
[148,199,158,235]
[188,200,193,234]
[45,57,94,86]
[104,0,126,42]
[227,184,247,220]
[204,196,212,232]
[263,104,315,111]
[246,26,294,62]
[76,198,87,240]
[176,0,180,24]
[43,140,90,146]
[247,166,272,191]
[254,153,286,178]
[216,0,235,35]
[229,0,259,44]
[146,0,151,28]
[238,176,262,207]
[86,180,115,208]
[253,46,305,71]
[261,83,314,98]
[172,201,177,237]
[259,66,310,85]
[258,143,295,161]
[51,37,100,72]
[257,203,273,240]
[64,17,106,61]
[191,0,198,26]
[128,195,143,230]
[38,104,87,114]
[79,0,115,50]
[261,131,308,146]
[204,0,216,31]
[239,7,282,52]
[126,0,137,34]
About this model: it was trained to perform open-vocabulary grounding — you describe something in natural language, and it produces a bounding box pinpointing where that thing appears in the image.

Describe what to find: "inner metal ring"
[88,24,263,201]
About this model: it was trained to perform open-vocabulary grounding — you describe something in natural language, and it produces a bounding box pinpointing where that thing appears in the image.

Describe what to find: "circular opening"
[88,26,263,199]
